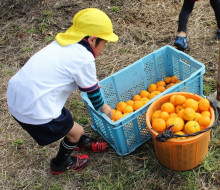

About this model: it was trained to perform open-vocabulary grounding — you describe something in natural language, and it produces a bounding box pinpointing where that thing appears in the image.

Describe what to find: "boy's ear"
[88,36,97,47]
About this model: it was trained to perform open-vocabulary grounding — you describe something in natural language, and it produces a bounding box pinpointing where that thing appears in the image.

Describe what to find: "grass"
[109,6,120,12]
[203,80,217,96]
[1,0,220,189]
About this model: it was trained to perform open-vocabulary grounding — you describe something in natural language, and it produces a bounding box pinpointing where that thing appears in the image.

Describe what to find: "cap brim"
[100,32,118,42]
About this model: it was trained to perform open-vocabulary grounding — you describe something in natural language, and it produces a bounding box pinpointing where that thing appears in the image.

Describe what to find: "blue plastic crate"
[80,45,205,155]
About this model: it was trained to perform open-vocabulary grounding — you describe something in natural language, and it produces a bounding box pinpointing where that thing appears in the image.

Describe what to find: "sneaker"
[50,154,90,175]
[74,136,108,153]
[216,29,220,39]
[174,36,188,50]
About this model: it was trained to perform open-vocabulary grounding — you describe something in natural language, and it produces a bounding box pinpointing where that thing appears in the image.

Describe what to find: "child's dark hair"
[84,36,103,47]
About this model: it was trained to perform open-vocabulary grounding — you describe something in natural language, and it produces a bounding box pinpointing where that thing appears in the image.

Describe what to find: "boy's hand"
[100,104,113,118]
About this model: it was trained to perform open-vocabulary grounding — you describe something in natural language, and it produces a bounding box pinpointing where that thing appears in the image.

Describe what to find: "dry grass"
[0,0,220,189]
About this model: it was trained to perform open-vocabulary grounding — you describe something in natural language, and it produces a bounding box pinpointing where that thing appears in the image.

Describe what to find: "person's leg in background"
[174,0,195,50]
[210,0,220,39]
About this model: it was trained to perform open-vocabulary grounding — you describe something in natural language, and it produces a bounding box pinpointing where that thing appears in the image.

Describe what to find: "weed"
[39,23,49,33]
[0,37,4,44]
[1,67,14,77]
[10,23,19,31]
[23,47,33,52]
[28,27,38,34]
[110,6,120,12]
[200,151,219,173]
[179,171,199,190]
[44,11,53,17]
[118,48,128,53]
[203,80,216,96]
[45,35,55,42]
[11,139,23,147]
[48,183,63,190]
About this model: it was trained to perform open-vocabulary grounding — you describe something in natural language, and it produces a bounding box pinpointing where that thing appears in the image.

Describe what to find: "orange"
[140,97,149,105]
[133,101,143,111]
[183,107,195,121]
[156,80,166,87]
[166,83,175,89]
[148,83,157,93]
[159,111,169,121]
[175,105,184,114]
[152,110,162,121]
[170,75,178,83]
[164,77,171,84]
[171,117,185,132]
[193,112,202,122]
[151,91,161,96]
[184,98,198,111]
[122,113,129,118]
[116,101,127,112]
[169,112,178,118]
[114,110,123,121]
[198,98,210,111]
[184,121,200,134]
[126,100,134,106]
[161,102,175,113]
[148,93,157,100]
[152,118,166,133]
[174,131,186,139]
[169,95,177,106]
[122,105,134,114]
[200,126,207,131]
[133,94,142,101]
[157,86,166,92]
[174,95,186,105]
[176,80,182,83]
[139,90,150,98]
[111,109,116,121]
[177,109,185,119]
[166,117,175,129]
[198,115,211,127]
[201,110,211,118]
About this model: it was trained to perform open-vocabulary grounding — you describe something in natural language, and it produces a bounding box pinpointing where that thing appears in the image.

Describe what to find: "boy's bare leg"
[65,122,84,143]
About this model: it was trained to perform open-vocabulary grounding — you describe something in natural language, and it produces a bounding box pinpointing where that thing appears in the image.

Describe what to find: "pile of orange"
[111,91,150,122]
[151,94,211,139]
[111,75,181,122]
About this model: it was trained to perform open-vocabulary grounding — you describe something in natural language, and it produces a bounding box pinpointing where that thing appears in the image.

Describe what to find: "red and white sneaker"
[74,136,108,153]
[50,154,90,175]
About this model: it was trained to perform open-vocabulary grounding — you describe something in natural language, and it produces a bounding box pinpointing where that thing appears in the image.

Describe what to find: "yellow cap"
[56,8,118,46]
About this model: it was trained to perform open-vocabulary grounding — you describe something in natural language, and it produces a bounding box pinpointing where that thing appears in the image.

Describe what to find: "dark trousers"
[178,0,220,33]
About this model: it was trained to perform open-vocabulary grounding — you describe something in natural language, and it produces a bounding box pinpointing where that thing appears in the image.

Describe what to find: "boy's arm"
[86,86,113,118]
[100,103,113,118]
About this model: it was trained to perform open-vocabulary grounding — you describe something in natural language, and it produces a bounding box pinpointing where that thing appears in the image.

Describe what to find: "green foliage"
[28,27,38,34]
[11,139,23,147]
[0,37,4,44]
[203,80,216,96]
[44,11,53,17]
[10,23,19,31]
[45,35,55,42]
[48,183,63,190]
[110,6,120,12]
[1,67,14,77]
[23,47,33,52]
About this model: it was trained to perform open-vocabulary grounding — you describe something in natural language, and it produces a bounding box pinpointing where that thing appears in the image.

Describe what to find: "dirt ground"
[0,0,219,189]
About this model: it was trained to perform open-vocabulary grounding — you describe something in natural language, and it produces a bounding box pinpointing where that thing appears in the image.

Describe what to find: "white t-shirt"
[7,41,97,124]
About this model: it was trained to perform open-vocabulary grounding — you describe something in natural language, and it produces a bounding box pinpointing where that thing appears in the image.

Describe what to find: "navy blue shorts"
[14,107,73,146]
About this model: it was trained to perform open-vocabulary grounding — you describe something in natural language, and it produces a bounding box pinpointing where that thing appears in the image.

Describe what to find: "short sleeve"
[74,60,99,92]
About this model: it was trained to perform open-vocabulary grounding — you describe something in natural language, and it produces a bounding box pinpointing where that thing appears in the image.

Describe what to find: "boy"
[6,8,118,175]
